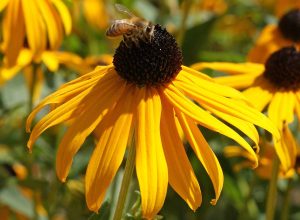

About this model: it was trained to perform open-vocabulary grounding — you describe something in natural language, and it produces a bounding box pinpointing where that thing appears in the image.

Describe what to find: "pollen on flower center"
[113,25,182,86]
[263,46,300,90]
[278,9,300,42]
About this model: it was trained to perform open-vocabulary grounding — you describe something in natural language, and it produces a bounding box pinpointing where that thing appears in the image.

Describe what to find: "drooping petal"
[178,67,248,100]
[27,71,119,147]
[176,111,223,205]
[160,98,201,210]
[268,92,296,171]
[224,146,257,164]
[85,85,135,212]
[41,51,60,72]
[173,78,279,139]
[2,0,25,67]
[191,62,264,75]
[268,92,295,130]
[51,0,72,34]
[242,77,274,111]
[26,66,111,132]
[281,125,297,173]
[294,92,300,122]
[268,92,296,172]
[56,75,126,181]
[161,84,258,165]
[35,0,63,49]
[22,0,47,58]
[0,49,33,84]
[135,87,168,219]
[202,103,259,150]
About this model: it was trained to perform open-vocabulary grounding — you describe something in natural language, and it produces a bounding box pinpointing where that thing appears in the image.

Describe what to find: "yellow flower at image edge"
[27,25,278,218]
[192,46,300,175]
[248,8,300,63]
[0,0,72,67]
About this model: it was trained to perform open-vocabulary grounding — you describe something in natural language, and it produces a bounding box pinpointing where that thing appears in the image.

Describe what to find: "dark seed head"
[113,25,182,87]
[278,9,300,42]
[264,46,300,90]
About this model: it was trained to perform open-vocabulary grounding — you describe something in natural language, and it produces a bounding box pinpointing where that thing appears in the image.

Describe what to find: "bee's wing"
[115,4,136,18]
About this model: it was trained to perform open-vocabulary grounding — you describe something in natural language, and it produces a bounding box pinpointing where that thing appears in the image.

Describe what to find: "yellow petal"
[2,0,25,67]
[214,74,260,90]
[242,77,274,111]
[35,0,63,49]
[281,125,297,173]
[135,87,168,219]
[294,91,300,122]
[173,78,279,140]
[178,69,248,101]
[56,75,126,181]
[224,146,256,163]
[51,0,72,34]
[41,51,59,72]
[247,25,291,63]
[202,103,259,149]
[160,99,201,210]
[268,93,296,171]
[176,111,223,205]
[22,0,47,57]
[26,66,111,133]
[190,62,264,75]
[0,49,33,84]
[85,86,135,212]
[83,0,108,29]
[162,84,258,166]
[0,0,9,12]
[268,92,295,129]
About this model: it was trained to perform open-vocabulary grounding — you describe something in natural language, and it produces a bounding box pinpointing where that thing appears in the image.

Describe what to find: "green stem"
[176,0,194,46]
[280,178,293,220]
[266,156,280,220]
[112,144,136,220]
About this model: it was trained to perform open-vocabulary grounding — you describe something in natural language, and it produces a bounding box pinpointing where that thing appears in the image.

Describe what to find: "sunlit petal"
[176,111,223,205]
[135,87,168,219]
[56,75,126,181]
[160,99,201,210]
[85,86,135,211]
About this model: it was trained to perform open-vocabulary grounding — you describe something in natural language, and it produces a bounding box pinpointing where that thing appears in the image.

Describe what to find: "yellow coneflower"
[27,23,278,218]
[192,46,300,174]
[0,0,72,67]
[247,8,300,63]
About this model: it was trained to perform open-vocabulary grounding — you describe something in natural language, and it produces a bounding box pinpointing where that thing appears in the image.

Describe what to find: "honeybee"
[106,4,155,46]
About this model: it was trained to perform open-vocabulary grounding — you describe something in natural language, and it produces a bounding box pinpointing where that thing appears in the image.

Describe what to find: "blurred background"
[0,0,300,219]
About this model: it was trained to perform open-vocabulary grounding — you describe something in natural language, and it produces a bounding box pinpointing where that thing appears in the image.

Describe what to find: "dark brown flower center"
[264,46,300,90]
[278,9,300,42]
[113,25,182,87]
